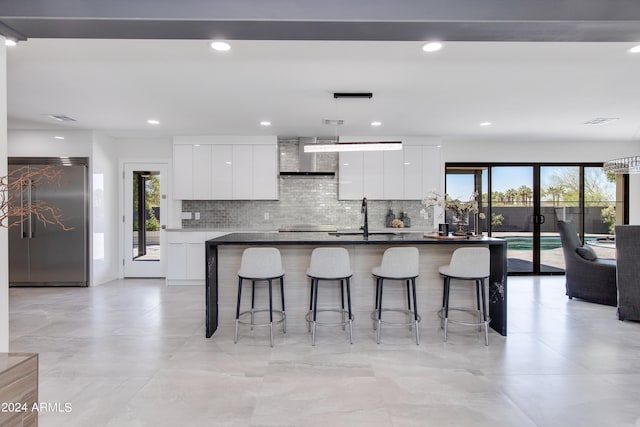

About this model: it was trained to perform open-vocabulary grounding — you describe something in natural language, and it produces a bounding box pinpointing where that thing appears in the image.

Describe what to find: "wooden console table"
[0,353,38,427]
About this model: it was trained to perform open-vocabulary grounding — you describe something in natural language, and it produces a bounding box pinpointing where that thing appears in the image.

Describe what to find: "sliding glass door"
[490,166,535,273]
[446,163,623,275]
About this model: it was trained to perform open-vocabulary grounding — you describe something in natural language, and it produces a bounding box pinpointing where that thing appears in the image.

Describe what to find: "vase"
[452,214,468,236]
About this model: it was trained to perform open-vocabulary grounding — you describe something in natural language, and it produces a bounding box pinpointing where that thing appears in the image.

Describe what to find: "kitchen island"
[205,232,507,339]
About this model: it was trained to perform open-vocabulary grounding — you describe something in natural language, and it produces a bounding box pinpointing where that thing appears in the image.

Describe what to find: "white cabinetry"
[166,231,227,284]
[211,145,233,199]
[338,151,364,200]
[383,150,404,199]
[421,145,442,195]
[403,145,424,199]
[173,136,278,200]
[363,152,383,199]
[192,144,213,199]
[252,144,279,200]
[232,145,253,199]
[173,145,194,199]
[338,144,441,200]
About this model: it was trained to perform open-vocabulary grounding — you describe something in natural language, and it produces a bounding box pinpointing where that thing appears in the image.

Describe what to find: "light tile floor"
[8,277,640,427]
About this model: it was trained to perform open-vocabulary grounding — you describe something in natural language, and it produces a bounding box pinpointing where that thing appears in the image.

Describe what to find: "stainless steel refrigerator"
[8,157,89,287]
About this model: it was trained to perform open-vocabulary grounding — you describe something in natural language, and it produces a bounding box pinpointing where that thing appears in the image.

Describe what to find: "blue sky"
[446,166,613,201]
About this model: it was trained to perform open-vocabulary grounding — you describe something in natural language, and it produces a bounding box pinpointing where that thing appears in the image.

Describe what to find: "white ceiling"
[6,38,640,142]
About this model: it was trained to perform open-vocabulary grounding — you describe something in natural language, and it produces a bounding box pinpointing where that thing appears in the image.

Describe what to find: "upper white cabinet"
[232,145,253,199]
[338,151,364,200]
[252,144,279,200]
[338,141,441,200]
[383,150,404,199]
[363,152,384,199]
[173,144,194,199]
[192,144,213,199]
[173,136,278,200]
[211,145,233,199]
[403,145,424,200]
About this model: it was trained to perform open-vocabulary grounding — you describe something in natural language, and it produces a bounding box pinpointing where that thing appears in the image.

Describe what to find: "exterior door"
[123,162,168,277]
[447,163,620,275]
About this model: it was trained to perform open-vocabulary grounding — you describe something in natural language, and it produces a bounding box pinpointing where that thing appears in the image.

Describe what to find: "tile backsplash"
[182,175,434,230]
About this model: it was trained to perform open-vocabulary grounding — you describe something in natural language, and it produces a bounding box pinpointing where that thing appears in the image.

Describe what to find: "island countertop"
[205,232,507,340]
[207,231,506,245]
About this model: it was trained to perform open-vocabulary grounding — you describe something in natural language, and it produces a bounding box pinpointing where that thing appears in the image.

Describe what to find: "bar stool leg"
[443,277,451,342]
[346,277,353,344]
[308,278,314,332]
[406,279,413,332]
[268,279,274,348]
[312,278,319,346]
[280,277,286,334]
[250,280,256,330]
[340,279,346,331]
[376,278,384,344]
[480,278,489,346]
[373,278,380,331]
[235,277,243,344]
[411,278,420,345]
[475,279,482,331]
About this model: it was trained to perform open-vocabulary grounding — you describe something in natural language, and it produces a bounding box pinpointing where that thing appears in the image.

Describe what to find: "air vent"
[323,119,344,126]
[333,92,373,99]
[583,117,619,126]
[46,114,77,122]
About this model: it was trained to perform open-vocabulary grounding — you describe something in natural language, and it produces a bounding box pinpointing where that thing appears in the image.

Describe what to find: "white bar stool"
[371,247,421,345]
[438,247,491,346]
[306,247,354,345]
[234,247,286,347]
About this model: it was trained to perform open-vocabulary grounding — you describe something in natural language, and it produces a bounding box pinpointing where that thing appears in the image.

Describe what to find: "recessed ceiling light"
[629,45,640,53]
[147,119,160,125]
[5,39,17,47]
[422,42,443,52]
[210,41,231,52]
[260,121,271,126]
[54,136,65,140]
[479,122,492,127]
[371,121,382,126]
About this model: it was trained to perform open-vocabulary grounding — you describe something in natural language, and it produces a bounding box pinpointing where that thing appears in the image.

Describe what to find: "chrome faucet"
[361,197,369,239]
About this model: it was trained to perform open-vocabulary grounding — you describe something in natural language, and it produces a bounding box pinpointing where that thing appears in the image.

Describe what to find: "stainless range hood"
[279,137,337,176]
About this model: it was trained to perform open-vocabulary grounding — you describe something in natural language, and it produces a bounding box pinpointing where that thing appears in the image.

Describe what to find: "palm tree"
[517,185,533,205]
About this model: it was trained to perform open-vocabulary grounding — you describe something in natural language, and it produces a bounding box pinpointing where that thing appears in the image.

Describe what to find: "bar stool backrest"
[376,247,420,279]
[446,247,490,278]
[307,247,352,279]
[238,247,284,279]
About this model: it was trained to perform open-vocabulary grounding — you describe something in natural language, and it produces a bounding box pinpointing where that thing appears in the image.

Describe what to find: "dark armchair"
[557,220,617,306]
[614,225,640,321]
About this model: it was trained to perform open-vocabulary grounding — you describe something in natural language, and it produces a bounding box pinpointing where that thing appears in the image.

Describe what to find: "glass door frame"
[446,162,625,275]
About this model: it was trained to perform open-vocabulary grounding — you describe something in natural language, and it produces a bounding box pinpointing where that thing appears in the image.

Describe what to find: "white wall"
[91,133,119,285]
[1,39,9,352]
[443,137,640,222]
[7,130,93,157]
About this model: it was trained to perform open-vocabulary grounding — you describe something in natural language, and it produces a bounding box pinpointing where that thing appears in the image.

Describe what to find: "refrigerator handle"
[27,179,33,238]
[20,178,26,238]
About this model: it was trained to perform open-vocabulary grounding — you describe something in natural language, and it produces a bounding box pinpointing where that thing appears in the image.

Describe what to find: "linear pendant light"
[304,141,402,153]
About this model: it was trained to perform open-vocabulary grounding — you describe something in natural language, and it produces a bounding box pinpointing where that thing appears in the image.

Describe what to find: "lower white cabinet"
[166,232,227,284]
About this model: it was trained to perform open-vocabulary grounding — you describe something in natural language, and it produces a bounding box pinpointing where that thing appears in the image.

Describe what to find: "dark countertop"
[207,231,506,246]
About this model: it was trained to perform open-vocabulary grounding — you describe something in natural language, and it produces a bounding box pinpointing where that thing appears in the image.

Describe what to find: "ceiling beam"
[2,0,640,41]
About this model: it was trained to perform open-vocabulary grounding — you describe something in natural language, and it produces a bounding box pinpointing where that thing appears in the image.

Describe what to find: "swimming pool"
[504,236,598,250]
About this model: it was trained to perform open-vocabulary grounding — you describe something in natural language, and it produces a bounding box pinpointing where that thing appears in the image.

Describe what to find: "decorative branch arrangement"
[0,165,73,230]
